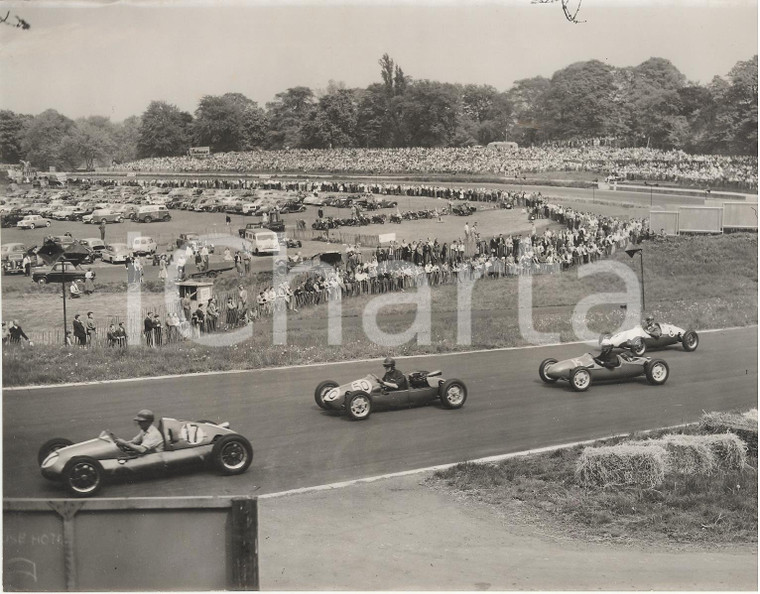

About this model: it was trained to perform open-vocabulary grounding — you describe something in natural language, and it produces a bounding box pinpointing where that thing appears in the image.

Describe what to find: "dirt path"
[259,473,757,591]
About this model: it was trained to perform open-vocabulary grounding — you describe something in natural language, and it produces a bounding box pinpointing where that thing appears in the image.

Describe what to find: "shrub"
[575,444,667,489]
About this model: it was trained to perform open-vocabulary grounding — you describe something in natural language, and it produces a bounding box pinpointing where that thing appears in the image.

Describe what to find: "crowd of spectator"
[111,146,758,190]
[127,188,648,348]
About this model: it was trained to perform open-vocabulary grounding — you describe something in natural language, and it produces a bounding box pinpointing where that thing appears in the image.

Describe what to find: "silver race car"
[601,322,699,356]
[38,417,253,497]
[539,352,670,392]
[314,371,467,420]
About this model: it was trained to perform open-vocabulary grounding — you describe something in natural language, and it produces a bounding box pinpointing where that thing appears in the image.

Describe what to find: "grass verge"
[427,421,758,547]
[3,233,757,387]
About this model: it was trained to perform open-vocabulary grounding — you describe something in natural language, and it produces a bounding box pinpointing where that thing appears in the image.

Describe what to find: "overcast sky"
[0,0,756,121]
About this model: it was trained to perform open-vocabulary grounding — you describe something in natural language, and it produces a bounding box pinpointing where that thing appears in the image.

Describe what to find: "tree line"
[0,53,756,171]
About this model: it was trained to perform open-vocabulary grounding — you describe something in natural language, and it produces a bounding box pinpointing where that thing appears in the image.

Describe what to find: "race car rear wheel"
[570,367,592,392]
[439,379,467,409]
[62,456,104,497]
[645,359,669,385]
[314,380,338,409]
[212,435,253,475]
[346,391,372,420]
[682,330,699,352]
[539,358,558,383]
[38,437,74,466]
[630,338,646,357]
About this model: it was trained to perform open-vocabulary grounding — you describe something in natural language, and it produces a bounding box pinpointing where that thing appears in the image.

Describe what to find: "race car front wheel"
[38,437,74,466]
[539,358,558,383]
[439,379,467,409]
[630,338,646,357]
[314,380,338,409]
[682,331,699,352]
[212,435,253,475]
[346,391,372,420]
[570,367,592,392]
[645,359,669,385]
[63,456,104,497]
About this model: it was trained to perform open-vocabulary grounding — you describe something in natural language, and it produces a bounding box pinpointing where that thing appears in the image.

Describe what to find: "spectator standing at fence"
[144,312,154,347]
[152,314,163,346]
[86,312,96,344]
[8,320,30,345]
[107,324,118,347]
[207,298,219,332]
[73,314,87,346]
[116,322,127,347]
[166,312,179,342]
[192,304,205,337]
[181,294,192,322]
[226,297,237,327]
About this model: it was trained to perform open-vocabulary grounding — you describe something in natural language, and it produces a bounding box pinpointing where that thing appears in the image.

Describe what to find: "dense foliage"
[2,54,756,170]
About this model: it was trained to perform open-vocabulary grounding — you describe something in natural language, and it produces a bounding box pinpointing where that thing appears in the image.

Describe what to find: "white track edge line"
[260,423,695,500]
[4,325,755,392]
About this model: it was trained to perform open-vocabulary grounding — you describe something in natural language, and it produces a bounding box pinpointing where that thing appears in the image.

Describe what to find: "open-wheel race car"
[601,322,699,356]
[314,371,467,420]
[38,418,253,497]
[538,352,669,392]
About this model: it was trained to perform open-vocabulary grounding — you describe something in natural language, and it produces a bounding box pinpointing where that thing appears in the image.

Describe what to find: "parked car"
[80,238,107,259]
[1,212,25,228]
[101,243,133,264]
[51,206,80,221]
[82,208,123,224]
[38,417,254,497]
[136,205,171,223]
[32,261,87,284]
[314,370,467,420]
[17,214,52,229]
[2,243,28,274]
[132,236,158,256]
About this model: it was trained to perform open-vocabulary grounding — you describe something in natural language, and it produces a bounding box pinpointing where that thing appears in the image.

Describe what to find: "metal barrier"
[649,211,680,236]
[4,496,258,591]
[723,202,759,230]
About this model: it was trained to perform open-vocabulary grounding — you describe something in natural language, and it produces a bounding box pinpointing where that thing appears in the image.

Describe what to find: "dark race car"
[538,352,669,392]
[314,371,467,420]
[38,417,253,497]
[600,322,699,356]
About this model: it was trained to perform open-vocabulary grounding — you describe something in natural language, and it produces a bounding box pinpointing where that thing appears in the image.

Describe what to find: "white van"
[132,236,158,255]
[136,205,171,223]
[245,229,280,256]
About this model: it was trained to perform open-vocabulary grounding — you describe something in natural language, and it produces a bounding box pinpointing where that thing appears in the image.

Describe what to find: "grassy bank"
[3,233,756,386]
[428,421,758,546]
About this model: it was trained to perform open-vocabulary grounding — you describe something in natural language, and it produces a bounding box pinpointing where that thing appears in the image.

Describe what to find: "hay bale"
[699,433,748,470]
[700,410,758,456]
[656,435,717,475]
[575,444,667,488]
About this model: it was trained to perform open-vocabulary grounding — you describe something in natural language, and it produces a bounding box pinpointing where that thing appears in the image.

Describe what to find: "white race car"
[600,322,699,356]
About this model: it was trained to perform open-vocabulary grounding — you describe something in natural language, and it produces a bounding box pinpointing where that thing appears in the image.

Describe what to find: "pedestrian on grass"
[85,312,96,344]
[99,220,106,241]
[73,314,87,346]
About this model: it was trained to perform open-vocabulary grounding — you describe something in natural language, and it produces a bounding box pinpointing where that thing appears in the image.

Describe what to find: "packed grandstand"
[111,146,758,190]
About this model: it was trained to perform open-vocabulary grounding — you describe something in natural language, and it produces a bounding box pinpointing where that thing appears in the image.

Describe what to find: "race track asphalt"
[3,326,756,499]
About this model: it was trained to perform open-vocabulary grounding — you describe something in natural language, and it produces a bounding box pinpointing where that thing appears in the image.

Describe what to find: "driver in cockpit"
[113,409,164,455]
[643,315,662,338]
[595,342,619,370]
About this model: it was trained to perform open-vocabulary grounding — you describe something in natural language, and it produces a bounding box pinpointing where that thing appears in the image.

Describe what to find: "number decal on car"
[350,379,372,392]
[180,423,205,445]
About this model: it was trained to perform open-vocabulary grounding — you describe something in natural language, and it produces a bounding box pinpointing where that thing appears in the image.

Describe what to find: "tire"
[314,380,338,409]
[630,337,646,356]
[211,434,253,475]
[62,456,104,497]
[254,248,259,256]
[144,216,152,223]
[45,221,51,227]
[163,215,171,222]
[645,359,669,385]
[346,391,372,420]
[682,330,699,352]
[297,241,302,248]
[29,223,35,229]
[116,216,123,223]
[439,379,467,409]
[38,437,73,466]
[538,358,558,383]
[570,367,592,392]
[37,278,48,285]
